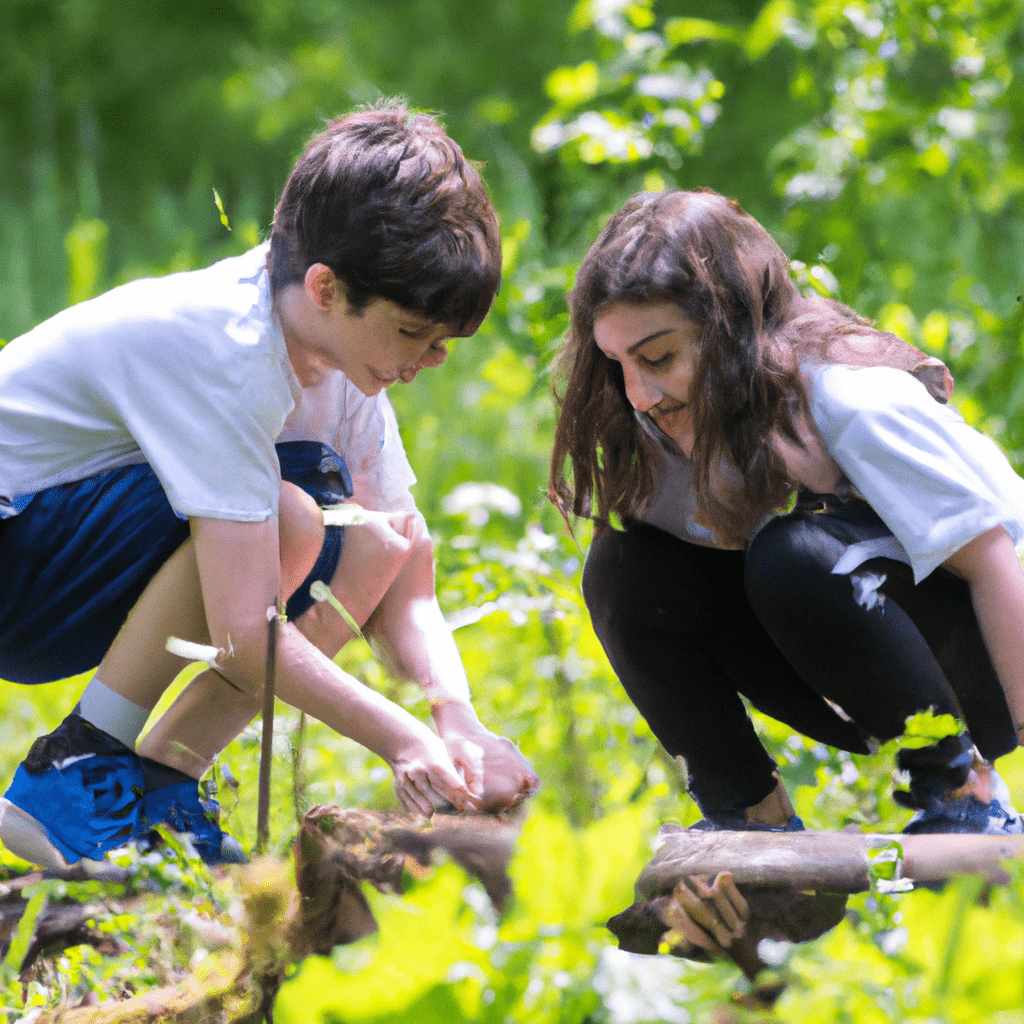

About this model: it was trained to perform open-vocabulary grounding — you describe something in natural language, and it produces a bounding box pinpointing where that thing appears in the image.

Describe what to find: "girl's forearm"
[944,526,1024,738]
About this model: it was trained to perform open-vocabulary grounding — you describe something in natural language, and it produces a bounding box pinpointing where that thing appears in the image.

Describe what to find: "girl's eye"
[643,352,673,370]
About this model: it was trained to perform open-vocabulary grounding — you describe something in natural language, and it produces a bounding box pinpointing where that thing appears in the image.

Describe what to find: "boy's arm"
[942,524,1024,741]
[190,515,472,816]
[359,515,541,810]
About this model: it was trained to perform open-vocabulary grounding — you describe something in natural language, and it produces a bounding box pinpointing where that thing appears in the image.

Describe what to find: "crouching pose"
[550,187,1024,837]
[0,102,538,870]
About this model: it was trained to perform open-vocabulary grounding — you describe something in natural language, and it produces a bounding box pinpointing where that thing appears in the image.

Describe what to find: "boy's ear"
[304,263,339,310]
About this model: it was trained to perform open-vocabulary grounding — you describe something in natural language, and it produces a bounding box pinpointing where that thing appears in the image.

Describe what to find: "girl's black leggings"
[582,500,1017,816]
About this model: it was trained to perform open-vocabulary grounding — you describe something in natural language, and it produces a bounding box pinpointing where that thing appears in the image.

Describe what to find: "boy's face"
[287,277,453,395]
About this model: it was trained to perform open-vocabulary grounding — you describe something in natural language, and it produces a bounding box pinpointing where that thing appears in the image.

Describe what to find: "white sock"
[78,677,152,748]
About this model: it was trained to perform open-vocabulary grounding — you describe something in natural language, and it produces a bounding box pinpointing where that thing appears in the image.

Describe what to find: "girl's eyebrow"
[627,328,675,355]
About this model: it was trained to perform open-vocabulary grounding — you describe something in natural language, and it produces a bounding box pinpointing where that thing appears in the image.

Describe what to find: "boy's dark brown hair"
[269,100,501,335]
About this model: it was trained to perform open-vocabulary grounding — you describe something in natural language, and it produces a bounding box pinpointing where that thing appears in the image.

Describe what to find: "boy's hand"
[433,703,540,812]
[390,728,473,817]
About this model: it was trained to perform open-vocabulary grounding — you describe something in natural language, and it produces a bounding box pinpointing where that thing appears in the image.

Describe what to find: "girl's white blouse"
[638,362,1024,581]
[806,363,1024,581]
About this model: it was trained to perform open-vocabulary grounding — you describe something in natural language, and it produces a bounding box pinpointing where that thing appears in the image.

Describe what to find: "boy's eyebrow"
[627,328,675,355]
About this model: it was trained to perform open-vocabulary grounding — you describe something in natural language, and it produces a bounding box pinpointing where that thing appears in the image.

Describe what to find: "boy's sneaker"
[140,779,247,865]
[0,714,145,868]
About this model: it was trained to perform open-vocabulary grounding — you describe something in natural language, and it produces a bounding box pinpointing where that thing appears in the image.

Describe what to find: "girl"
[550,187,1024,835]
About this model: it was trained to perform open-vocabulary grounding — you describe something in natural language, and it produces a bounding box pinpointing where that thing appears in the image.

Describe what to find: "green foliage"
[0,842,238,1018]
[899,709,966,749]
[2,0,1024,1020]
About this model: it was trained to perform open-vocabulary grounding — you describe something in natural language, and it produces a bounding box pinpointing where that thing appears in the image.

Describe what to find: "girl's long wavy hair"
[549,189,948,546]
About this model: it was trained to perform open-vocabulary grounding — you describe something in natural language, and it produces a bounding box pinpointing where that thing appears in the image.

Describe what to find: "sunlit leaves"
[746,0,807,58]
[533,7,726,170]
[663,17,740,48]
[63,217,108,305]
[898,710,965,749]
[546,61,601,107]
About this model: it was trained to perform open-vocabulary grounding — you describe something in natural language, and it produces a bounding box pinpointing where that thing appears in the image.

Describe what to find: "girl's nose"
[623,366,660,413]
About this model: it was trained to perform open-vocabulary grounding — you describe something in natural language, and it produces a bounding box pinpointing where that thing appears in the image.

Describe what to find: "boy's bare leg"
[296,511,418,656]
[0,491,321,871]
[137,512,417,776]
[85,484,323,749]
[93,538,212,712]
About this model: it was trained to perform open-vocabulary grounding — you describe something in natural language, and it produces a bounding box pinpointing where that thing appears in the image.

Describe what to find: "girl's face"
[593,301,699,456]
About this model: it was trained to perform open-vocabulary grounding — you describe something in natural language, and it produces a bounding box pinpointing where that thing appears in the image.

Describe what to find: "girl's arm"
[942,525,1024,741]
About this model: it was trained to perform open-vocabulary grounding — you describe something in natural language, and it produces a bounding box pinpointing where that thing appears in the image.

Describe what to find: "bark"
[629,823,1024,898]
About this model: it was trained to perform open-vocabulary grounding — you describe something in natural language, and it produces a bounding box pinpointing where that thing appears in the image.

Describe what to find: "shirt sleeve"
[114,324,291,520]
[809,363,1024,581]
[348,392,418,513]
[281,374,418,513]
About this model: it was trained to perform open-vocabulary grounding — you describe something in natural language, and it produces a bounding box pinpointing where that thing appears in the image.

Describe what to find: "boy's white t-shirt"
[0,247,301,521]
[639,363,1024,581]
[279,372,418,513]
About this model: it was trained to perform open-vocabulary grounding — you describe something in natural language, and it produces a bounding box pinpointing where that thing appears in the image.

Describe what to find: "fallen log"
[630,823,1024,899]
[608,823,1024,991]
[291,804,521,956]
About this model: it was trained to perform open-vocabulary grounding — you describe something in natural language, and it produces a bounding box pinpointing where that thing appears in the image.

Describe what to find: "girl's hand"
[771,405,842,494]
[658,872,750,957]
[389,728,474,817]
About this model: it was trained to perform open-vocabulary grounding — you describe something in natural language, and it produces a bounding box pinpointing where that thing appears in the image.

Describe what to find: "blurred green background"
[2,0,1024,1020]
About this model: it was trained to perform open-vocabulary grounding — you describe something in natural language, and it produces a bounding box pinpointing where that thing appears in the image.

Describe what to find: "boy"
[0,101,538,869]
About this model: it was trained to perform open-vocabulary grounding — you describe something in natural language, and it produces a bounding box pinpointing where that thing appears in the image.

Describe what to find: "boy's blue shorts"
[0,440,351,685]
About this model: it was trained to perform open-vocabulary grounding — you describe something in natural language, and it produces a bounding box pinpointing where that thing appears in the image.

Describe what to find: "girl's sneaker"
[901,763,1023,835]
[0,713,145,869]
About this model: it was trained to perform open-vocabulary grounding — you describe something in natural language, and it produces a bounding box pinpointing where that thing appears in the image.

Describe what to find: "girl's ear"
[304,263,338,310]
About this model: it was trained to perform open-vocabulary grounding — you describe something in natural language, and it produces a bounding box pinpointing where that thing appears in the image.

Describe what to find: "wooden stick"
[256,602,280,856]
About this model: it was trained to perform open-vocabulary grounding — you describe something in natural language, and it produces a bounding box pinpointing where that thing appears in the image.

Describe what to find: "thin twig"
[257,601,281,855]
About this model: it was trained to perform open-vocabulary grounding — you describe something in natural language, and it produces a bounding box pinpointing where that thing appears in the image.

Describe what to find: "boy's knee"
[279,482,325,597]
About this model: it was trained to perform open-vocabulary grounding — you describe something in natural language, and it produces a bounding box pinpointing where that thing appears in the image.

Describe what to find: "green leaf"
[545,62,600,108]
[3,888,48,972]
[275,864,486,1023]
[212,187,232,231]
[899,709,965,749]
[664,17,740,47]
[744,0,797,59]
[309,580,367,643]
